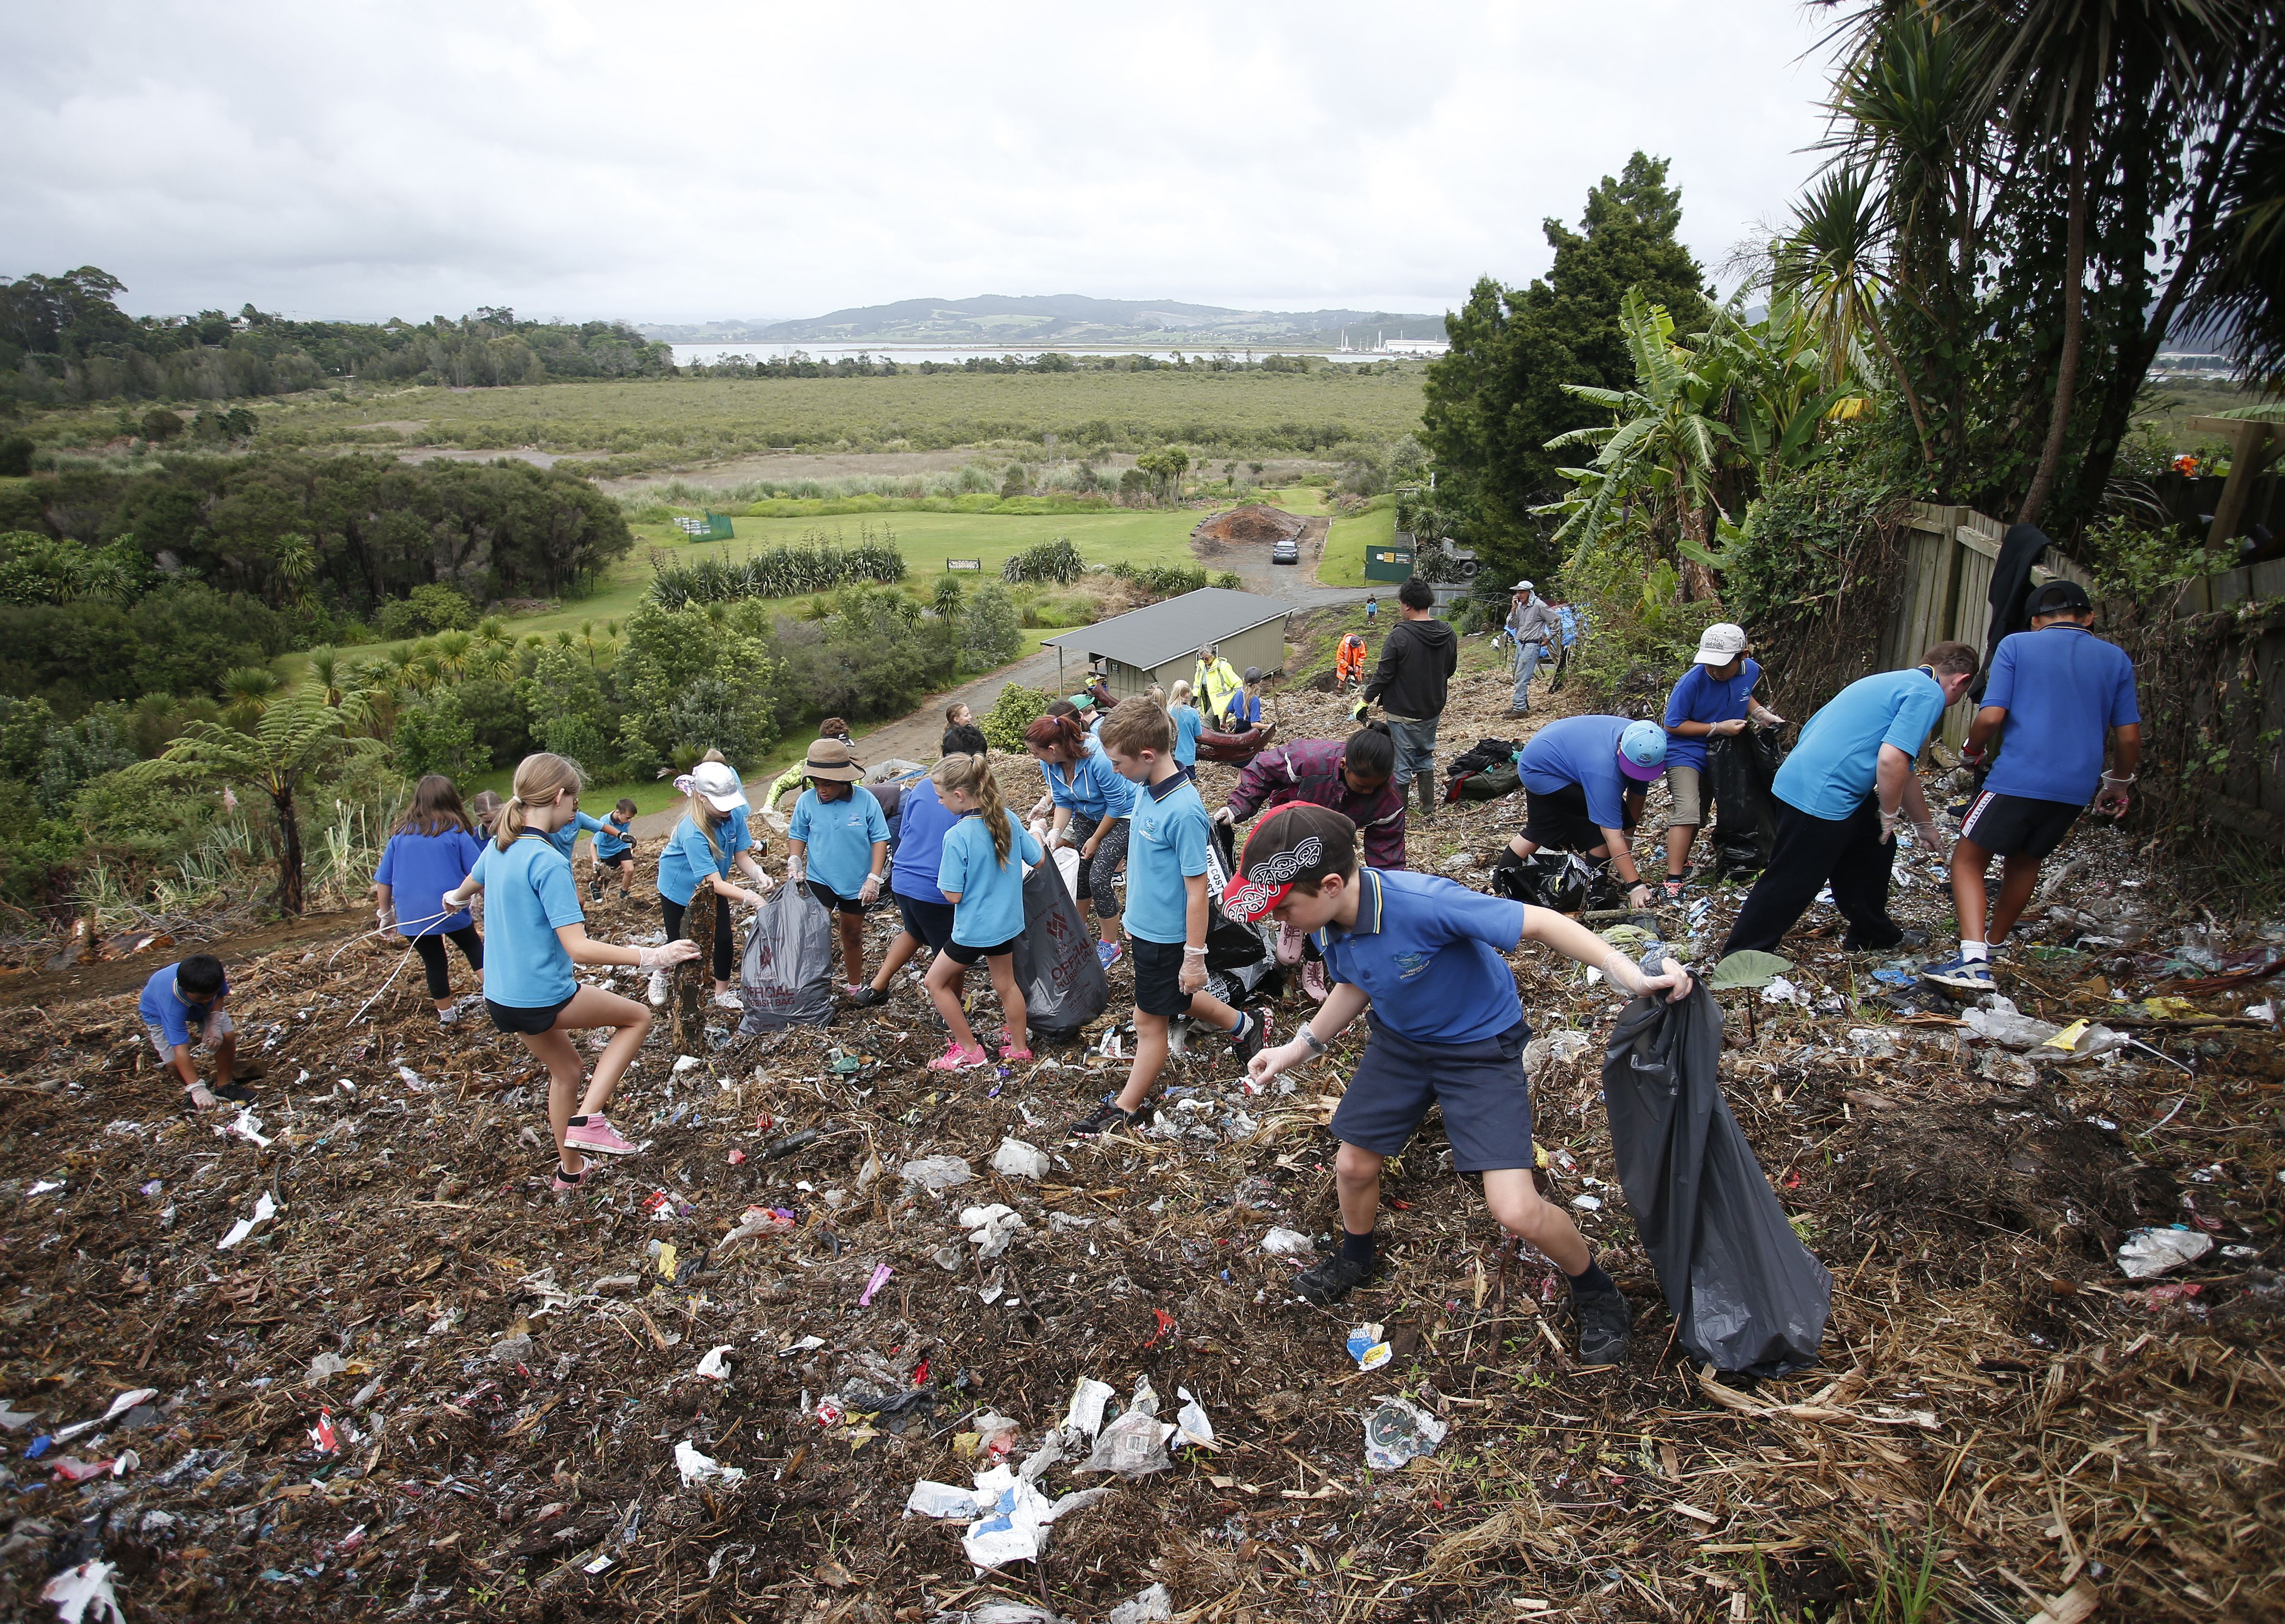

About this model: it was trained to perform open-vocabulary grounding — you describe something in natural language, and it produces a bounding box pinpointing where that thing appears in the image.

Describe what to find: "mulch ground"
[1,637,2280,1624]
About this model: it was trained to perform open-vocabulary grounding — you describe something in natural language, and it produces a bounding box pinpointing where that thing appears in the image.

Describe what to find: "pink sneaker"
[551,1161,591,1193]
[998,1045,1034,1062]
[563,1115,639,1156]
[927,1043,989,1072]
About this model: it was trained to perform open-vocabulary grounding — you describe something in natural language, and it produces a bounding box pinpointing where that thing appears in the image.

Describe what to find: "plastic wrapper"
[2117,1227,2214,1279]
[1360,1397,1446,1470]
[1078,1408,1175,1476]
[1602,983,1832,1377]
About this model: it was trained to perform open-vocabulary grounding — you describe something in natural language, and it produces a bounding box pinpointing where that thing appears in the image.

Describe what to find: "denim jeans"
[1384,715,1439,789]
[1509,640,1546,709]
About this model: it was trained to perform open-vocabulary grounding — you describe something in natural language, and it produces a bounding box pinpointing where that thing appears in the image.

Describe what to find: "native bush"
[645,526,905,608]
[980,684,1053,753]
[1001,536,1085,584]
[389,692,477,780]
[957,584,1025,673]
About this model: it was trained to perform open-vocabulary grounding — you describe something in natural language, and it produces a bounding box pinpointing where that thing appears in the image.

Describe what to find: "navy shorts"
[1328,1015,1534,1173]
[1522,782,1607,853]
[895,893,957,951]
[1130,936,1193,1018]
[942,934,1021,967]
[486,992,578,1035]
[806,880,866,916]
[1959,790,2080,861]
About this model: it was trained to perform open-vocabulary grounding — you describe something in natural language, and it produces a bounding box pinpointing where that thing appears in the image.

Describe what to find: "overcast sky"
[2,1,1845,326]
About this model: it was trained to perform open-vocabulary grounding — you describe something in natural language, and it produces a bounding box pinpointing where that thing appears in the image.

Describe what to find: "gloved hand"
[440,887,472,912]
[786,856,806,884]
[1910,820,1943,852]
[1753,708,1787,727]
[1350,696,1369,722]
[858,874,883,905]
[376,905,396,931]
[1626,882,1652,911]
[637,940,702,970]
[1211,806,1235,827]
[750,872,775,896]
[1878,804,1901,843]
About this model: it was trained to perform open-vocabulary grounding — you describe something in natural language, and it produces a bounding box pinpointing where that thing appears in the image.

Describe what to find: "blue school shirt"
[1661,657,1763,773]
[1982,626,2139,806]
[936,814,1043,947]
[1123,773,1211,945]
[468,833,583,1008]
[1044,750,1136,821]
[1170,704,1205,767]
[789,785,889,897]
[1227,691,1262,727]
[1312,869,1526,1046]
[374,826,485,936]
[542,809,610,859]
[1774,667,1947,820]
[654,812,748,906]
[593,815,635,859]
[890,776,959,905]
[1516,715,1636,832]
[138,963,227,1048]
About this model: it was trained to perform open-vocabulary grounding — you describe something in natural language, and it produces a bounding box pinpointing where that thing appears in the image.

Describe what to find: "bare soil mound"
[1194,504,1307,545]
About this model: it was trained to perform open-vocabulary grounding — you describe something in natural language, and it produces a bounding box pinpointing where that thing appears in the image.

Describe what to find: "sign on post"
[946,558,983,572]
[675,512,735,541]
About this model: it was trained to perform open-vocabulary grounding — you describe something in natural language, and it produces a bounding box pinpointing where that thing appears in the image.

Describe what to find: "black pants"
[1722,793,1900,956]
[661,894,735,981]
[410,927,483,1000]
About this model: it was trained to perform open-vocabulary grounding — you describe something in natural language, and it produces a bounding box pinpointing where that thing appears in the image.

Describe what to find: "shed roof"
[1043,587,1292,669]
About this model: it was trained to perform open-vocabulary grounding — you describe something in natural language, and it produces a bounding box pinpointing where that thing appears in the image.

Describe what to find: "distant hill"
[642,295,1446,348]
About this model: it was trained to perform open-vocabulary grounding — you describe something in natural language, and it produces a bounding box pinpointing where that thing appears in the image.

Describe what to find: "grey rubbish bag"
[737,883,836,1032]
[1010,855,1109,1042]
[1602,983,1830,1377]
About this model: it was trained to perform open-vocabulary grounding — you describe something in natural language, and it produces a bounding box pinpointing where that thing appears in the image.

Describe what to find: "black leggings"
[661,893,736,981]
[1067,813,1130,920]
[410,927,483,1000]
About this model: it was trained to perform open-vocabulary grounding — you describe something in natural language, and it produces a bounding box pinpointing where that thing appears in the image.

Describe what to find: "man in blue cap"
[1500,716,1668,912]
[1723,641,1979,956]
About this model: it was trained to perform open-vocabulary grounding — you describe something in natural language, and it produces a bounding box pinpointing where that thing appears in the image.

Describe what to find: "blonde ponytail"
[932,752,1013,868]
[497,753,584,850]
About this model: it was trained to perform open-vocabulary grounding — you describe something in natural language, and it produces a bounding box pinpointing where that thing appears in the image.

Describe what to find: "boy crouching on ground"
[140,952,253,1110]
[1228,805,1692,1365]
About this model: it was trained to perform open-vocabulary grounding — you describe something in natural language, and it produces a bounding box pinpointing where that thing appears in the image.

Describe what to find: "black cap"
[2027,578,2093,616]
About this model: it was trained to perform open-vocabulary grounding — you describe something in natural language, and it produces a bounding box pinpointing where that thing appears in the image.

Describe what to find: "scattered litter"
[959,1203,1030,1258]
[1361,1396,1447,1470]
[1173,1387,1216,1450]
[216,1191,277,1250]
[1078,1408,1176,1476]
[1260,1227,1315,1257]
[902,1154,974,1191]
[905,1479,980,1519]
[991,1136,1049,1179]
[1847,1027,1899,1058]
[306,1351,347,1384]
[2117,1227,2215,1279]
[694,1346,735,1381]
[1961,995,2063,1049]
[1346,1323,1392,1371]
[51,1388,158,1445]
[1062,1377,1114,1438]
[858,1262,893,1305]
[40,1560,125,1624]
[1109,1583,1174,1624]
[673,1439,746,1487]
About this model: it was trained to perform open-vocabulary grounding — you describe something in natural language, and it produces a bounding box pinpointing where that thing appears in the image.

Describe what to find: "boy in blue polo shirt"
[1923,581,2139,990]
[1230,804,1693,1366]
[590,797,639,898]
[139,953,253,1110]
[1069,699,1267,1136]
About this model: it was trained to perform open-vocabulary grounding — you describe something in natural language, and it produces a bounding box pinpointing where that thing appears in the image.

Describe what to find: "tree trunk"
[1677,499,1721,604]
[670,882,718,1054]
[271,789,304,916]
[2017,105,2090,529]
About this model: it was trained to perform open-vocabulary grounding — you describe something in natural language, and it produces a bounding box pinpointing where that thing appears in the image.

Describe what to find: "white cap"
[1511,579,1534,592]
[676,760,749,812]
[1694,623,1749,664]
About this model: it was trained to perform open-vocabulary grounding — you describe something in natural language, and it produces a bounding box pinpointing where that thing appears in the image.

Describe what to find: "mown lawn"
[1315,495,1397,587]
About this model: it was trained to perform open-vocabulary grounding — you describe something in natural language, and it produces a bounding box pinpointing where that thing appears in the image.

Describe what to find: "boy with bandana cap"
[1226,804,1693,1366]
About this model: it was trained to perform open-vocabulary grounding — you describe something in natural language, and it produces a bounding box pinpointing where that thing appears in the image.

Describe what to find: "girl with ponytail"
[443,753,701,1193]
[923,753,1043,1069]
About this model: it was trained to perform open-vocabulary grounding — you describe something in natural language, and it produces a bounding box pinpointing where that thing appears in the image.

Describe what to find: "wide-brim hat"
[802,739,863,782]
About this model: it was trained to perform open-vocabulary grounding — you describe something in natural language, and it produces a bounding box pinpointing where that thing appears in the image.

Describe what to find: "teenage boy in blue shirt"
[139,953,253,1111]
[1923,581,2139,990]
[1069,699,1267,1137]
[1229,804,1693,1365]
[590,797,639,898]
[1723,642,1978,957]
[1501,715,1670,910]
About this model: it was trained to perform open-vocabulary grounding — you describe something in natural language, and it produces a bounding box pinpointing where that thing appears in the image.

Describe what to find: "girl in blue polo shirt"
[922,752,1043,1069]
[373,774,486,1025]
[1228,803,1693,1368]
[786,738,892,996]
[1167,681,1206,781]
[651,759,773,1010]
[1023,709,1136,967]
[443,753,700,1194]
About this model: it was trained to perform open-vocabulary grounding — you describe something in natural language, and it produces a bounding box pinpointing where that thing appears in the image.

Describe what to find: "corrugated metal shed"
[1042,588,1292,671]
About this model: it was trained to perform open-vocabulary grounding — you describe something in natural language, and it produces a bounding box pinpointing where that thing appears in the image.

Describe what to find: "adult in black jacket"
[1359,577,1459,821]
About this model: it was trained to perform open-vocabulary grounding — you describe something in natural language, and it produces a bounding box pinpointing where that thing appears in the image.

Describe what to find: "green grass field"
[1315,495,1397,587]
[30,368,1430,476]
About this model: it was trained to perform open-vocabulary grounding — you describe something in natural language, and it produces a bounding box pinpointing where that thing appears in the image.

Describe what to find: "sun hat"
[1222,805,1358,923]
[1617,719,1668,782]
[1693,622,1749,665]
[802,738,864,782]
[675,759,750,812]
[1511,579,1534,592]
[1069,692,1097,711]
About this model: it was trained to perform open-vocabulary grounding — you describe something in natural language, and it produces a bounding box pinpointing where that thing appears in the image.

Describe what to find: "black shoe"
[1573,1286,1632,1366]
[848,984,890,1008]
[1227,1009,1267,1066]
[1069,1100,1144,1138]
[1842,927,1930,953]
[1295,1252,1379,1305]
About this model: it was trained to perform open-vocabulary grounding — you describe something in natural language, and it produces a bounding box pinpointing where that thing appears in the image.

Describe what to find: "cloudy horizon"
[3,1,1846,328]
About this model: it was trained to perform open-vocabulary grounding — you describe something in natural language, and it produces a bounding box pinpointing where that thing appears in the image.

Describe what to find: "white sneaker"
[647,969,669,1006]
[712,989,744,1011]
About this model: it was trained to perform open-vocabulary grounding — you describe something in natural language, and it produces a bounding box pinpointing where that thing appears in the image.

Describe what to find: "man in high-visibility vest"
[1193,643,1241,726]
[1336,633,1368,689]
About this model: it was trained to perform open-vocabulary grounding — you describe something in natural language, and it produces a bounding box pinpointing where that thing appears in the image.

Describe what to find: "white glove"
[1626,882,1652,911]
[637,940,701,970]
[859,874,883,905]
[1211,806,1236,827]
[1910,820,1943,852]
[377,905,396,930]
[750,872,775,896]
[440,889,471,912]
[786,856,806,884]
[1878,804,1901,843]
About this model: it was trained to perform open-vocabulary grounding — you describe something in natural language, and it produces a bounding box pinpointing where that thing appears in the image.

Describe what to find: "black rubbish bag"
[1011,855,1110,1042]
[738,883,836,1032]
[1705,730,1782,881]
[1487,850,1598,913]
[1205,823,1275,971]
[1602,983,1831,1377]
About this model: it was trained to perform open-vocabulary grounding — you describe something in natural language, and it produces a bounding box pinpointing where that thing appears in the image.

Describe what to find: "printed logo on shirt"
[1392,950,1431,980]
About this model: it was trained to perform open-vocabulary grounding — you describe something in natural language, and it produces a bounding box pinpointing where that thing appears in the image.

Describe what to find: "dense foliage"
[1001,536,1086,584]
[644,529,906,608]
[0,268,673,404]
